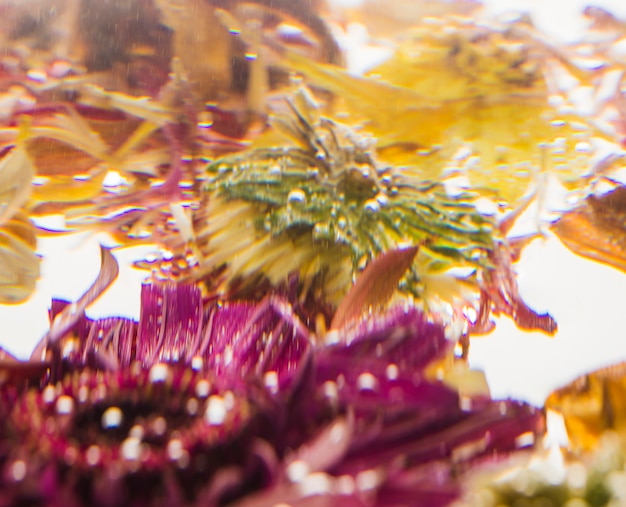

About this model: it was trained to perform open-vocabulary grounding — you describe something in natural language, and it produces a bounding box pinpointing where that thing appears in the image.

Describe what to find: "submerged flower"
[0,365,276,507]
[0,255,545,506]
[143,86,555,339]
[458,431,626,507]
[199,87,496,306]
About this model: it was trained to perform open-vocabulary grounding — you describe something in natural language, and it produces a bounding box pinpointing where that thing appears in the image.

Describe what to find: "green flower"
[201,87,495,308]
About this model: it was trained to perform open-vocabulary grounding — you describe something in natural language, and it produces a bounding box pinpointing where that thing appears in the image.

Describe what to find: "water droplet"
[143,416,162,439]
[223,391,235,410]
[10,461,26,482]
[307,167,320,178]
[49,60,72,78]
[356,372,379,392]
[149,363,169,383]
[357,255,368,270]
[185,253,199,267]
[129,425,145,440]
[167,439,184,461]
[32,175,50,186]
[322,381,338,400]
[121,437,142,461]
[575,141,591,153]
[101,406,123,429]
[56,395,75,415]
[223,346,234,366]
[364,199,380,214]
[375,193,389,207]
[85,446,101,466]
[287,188,307,205]
[78,385,89,403]
[301,473,333,496]
[385,364,399,380]
[269,164,281,175]
[27,68,47,83]
[186,398,199,415]
[191,357,204,370]
[356,469,380,492]
[337,217,347,230]
[515,431,535,448]
[335,475,356,495]
[205,395,228,425]
[264,371,279,394]
[499,401,508,415]
[286,460,310,482]
[62,339,77,358]
[195,379,211,398]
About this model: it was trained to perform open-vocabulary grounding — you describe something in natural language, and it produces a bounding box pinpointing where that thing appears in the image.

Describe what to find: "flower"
[0,265,544,506]
[457,431,626,507]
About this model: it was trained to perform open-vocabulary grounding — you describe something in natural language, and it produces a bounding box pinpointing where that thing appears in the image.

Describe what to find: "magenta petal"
[5,278,546,507]
[136,283,204,365]
[479,243,557,335]
[48,299,90,342]
[201,297,313,397]
[0,365,278,507]
[82,317,137,369]
[334,306,451,371]
[45,247,120,348]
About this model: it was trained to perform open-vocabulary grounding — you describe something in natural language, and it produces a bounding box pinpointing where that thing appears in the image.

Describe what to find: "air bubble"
[152,416,167,436]
[186,398,199,415]
[86,446,101,466]
[357,372,379,392]
[205,395,228,425]
[375,193,389,207]
[121,437,142,461]
[364,199,380,214]
[195,379,211,398]
[264,370,279,394]
[307,167,320,178]
[287,189,307,205]
[191,356,204,370]
[56,395,75,415]
[575,141,591,153]
[101,406,123,429]
[167,439,184,461]
[149,363,169,383]
[10,461,26,482]
[386,364,399,380]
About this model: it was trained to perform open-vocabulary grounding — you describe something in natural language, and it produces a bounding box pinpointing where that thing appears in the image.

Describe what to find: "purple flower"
[1,365,277,507]
[0,260,544,507]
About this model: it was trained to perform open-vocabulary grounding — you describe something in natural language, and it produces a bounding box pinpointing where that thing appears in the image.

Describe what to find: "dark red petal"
[200,296,313,397]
